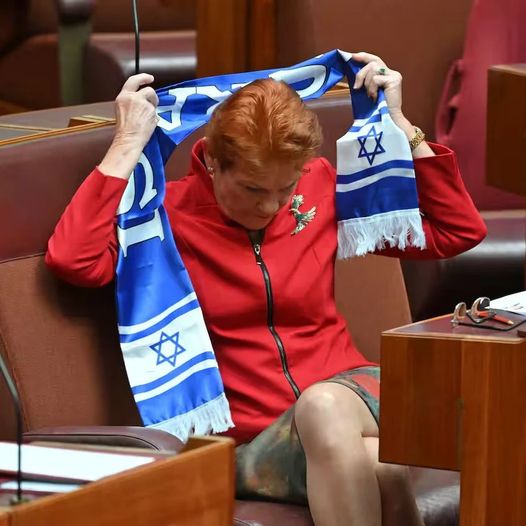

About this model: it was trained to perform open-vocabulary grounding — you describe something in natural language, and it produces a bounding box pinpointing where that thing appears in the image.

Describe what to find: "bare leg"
[364,438,425,526]
[294,383,381,526]
[294,382,424,526]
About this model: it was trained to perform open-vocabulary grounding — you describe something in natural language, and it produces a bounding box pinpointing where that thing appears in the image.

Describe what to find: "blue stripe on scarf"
[137,368,226,427]
[349,106,390,131]
[337,159,415,181]
[116,49,425,441]
[336,177,420,219]
[119,299,201,344]
[132,351,217,395]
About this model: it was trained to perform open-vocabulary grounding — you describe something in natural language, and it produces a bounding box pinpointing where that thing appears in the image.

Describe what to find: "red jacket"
[46,139,486,443]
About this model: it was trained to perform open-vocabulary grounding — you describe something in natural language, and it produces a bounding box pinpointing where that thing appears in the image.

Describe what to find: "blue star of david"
[357,125,386,166]
[150,331,186,367]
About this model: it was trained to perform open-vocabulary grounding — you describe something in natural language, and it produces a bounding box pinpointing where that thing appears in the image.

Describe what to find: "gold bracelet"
[409,126,426,151]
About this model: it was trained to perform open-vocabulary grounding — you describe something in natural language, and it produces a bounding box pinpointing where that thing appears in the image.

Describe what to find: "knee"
[295,386,348,432]
[294,386,362,456]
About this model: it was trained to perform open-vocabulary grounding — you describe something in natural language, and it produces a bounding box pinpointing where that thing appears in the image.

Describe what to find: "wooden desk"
[0,125,47,143]
[0,436,234,526]
[0,102,115,147]
[380,315,526,526]
[0,102,114,130]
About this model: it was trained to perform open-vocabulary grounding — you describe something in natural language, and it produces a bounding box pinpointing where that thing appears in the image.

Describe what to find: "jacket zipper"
[251,239,301,399]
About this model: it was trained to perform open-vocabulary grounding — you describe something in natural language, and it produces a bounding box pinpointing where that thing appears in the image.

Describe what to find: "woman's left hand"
[351,51,435,158]
[351,52,404,124]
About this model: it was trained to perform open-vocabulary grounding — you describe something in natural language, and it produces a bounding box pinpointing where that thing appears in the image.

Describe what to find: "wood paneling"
[197,0,277,77]
[460,340,526,526]
[197,0,249,77]
[380,314,526,525]
[486,65,526,197]
[248,0,276,70]
[380,334,461,470]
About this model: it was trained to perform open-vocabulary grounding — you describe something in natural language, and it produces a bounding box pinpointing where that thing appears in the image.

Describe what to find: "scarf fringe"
[119,51,426,442]
[337,209,426,259]
[147,392,234,443]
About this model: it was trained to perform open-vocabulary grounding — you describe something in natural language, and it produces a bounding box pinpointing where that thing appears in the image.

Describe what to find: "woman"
[46,52,486,526]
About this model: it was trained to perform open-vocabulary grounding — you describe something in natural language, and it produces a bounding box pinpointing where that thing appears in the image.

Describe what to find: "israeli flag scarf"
[115,49,425,442]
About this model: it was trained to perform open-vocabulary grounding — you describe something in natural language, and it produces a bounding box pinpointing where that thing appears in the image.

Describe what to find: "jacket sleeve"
[45,167,128,287]
[378,143,487,259]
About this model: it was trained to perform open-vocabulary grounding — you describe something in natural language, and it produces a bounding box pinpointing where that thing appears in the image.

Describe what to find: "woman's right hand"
[99,74,159,180]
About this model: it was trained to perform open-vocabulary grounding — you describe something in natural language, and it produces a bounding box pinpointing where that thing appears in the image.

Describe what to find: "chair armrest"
[23,425,184,453]
[55,0,96,24]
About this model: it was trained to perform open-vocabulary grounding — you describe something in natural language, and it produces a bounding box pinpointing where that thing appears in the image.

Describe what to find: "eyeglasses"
[451,296,495,325]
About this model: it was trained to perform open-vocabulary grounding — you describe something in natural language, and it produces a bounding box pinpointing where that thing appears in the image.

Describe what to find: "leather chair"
[0,94,459,525]
[1,99,522,326]
[273,0,474,142]
[79,0,196,104]
[271,0,526,217]
[0,0,195,112]
[402,210,526,321]
[0,0,61,112]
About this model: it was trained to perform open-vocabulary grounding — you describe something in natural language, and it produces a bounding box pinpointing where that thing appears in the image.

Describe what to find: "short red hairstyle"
[205,78,322,174]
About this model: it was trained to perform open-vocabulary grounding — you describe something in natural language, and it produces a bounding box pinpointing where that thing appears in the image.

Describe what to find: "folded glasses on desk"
[451,297,526,331]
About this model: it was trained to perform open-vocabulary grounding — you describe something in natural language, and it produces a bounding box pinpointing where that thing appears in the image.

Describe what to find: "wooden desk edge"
[383,314,525,344]
[0,120,115,147]
[2,435,235,516]
[489,63,526,75]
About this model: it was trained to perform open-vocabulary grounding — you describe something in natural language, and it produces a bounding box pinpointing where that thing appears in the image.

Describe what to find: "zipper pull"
[253,243,263,264]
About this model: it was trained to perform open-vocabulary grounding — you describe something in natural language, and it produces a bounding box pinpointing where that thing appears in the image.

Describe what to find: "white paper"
[490,291,526,315]
[0,442,155,482]
[0,480,80,493]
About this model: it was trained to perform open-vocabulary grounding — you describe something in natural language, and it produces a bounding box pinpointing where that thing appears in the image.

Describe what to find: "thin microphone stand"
[0,353,24,504]
[132,0,140,75]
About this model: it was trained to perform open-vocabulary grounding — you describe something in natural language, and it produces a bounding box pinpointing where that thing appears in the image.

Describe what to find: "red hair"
[205,78,322,174]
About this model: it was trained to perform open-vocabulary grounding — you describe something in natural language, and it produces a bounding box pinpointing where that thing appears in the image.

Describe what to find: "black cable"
[132,0,140,75]
[0,354,23,504]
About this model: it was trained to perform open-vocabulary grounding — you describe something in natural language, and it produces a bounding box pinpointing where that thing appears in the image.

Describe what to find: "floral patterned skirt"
[235,366,380,504]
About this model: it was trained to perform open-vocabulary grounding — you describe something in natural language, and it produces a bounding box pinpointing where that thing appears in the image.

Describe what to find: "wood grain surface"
[197,0,249,76]
[487,64,526,197]
[3,437,234,526]
[380,317,526,526]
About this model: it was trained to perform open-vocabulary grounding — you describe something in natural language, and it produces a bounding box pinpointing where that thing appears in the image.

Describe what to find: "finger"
[351,51,382,65]
[353,62,381,90]
[353,62,375,89]
[364,70,380,100]
[373,70,402,91]
[140,86,159,107]
[121,73,155,94]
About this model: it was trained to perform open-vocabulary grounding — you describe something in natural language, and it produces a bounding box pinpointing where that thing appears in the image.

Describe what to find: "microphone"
[132,0,140,75]
[0,352,26,505]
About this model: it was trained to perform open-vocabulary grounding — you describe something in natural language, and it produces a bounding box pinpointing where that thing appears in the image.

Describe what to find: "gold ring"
[377,66,387,75]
